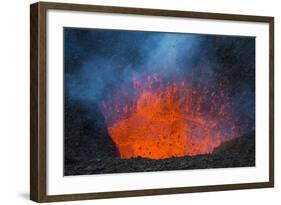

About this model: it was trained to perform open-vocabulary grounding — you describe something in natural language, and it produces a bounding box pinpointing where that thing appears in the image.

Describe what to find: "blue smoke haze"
[64,28,255,132]
[65,29,206,101]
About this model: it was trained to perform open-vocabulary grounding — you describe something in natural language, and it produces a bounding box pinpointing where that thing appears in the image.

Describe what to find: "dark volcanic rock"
[213,131,255,155]
[64,131,255,176]
[64,100,119,172]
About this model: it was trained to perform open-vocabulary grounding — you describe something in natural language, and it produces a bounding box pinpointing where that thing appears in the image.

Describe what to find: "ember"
[101,72,238,159]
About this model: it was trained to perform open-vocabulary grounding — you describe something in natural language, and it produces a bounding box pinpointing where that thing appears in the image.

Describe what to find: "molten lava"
[101,73,237,159]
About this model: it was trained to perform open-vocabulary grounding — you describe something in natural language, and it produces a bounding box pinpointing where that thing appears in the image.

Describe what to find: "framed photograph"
[30,1,274,202]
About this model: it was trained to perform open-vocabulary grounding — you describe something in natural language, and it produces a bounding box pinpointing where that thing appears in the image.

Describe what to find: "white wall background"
[0,0,279,204]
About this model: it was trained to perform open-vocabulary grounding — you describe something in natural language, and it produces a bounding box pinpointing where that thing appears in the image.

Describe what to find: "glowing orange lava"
[101,73,237,159]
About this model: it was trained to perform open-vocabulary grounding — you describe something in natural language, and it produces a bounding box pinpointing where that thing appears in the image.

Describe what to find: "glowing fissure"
[101,73,238,159]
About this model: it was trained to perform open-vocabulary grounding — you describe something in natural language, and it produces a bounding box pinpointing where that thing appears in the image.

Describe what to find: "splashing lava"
[101,72,238,159]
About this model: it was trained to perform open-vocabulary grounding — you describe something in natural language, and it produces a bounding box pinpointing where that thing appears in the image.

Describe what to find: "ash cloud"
[65,29,204,102]
[64,28,255,135]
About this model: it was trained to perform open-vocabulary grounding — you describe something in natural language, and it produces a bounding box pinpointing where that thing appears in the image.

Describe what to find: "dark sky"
[64,27,255,133]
